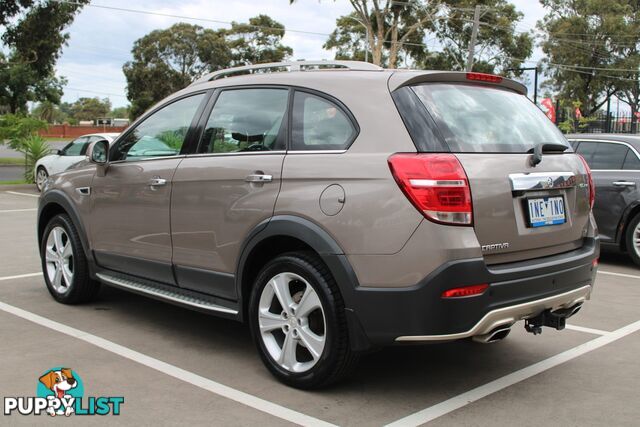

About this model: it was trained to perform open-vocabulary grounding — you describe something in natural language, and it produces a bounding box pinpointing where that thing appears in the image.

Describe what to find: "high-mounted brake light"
[442,284,489,298]
[388,153,473,225]
[466,72,503,83]
[577,154,595,209]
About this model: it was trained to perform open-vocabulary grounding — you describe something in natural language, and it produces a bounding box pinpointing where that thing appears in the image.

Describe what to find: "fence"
[39,124,128,139]
[555,110,640,134]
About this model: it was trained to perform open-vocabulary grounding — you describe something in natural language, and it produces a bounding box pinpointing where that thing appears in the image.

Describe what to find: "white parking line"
[5,191,39,198]
[0,272,42,281]
[598,270,640,280]
[385,319,640,427]
[565,324,609,336]
[0,208,37,213]
[0,300,336,427]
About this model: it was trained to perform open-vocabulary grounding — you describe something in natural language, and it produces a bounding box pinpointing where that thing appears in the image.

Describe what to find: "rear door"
[405,82,592,264]
[170,87,289,300]
[574,140,640,243]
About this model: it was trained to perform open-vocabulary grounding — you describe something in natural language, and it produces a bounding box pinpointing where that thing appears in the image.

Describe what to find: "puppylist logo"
[4,367,124,417]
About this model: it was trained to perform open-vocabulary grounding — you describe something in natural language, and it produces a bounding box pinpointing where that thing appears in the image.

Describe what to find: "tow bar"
[524,303,583,335]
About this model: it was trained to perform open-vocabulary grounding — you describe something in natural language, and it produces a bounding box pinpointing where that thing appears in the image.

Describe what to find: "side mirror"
[57,149,64,156]
[87,139,109,165]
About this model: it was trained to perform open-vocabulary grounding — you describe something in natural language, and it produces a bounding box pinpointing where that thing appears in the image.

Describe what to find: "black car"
[568,134,640,265]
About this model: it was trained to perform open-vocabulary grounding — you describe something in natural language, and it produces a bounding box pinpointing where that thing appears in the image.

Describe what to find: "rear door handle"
[149,177,167,187]
[245,174,273,183]
[612,181,636,187]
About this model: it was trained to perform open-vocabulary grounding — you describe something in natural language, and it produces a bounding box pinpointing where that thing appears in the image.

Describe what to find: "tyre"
[249,252,358,389]
[35,167,48,192]
[625,213,640,267]
[41,214,100,304]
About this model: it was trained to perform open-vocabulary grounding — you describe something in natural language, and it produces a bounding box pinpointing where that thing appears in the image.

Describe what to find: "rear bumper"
[337,238,599,347]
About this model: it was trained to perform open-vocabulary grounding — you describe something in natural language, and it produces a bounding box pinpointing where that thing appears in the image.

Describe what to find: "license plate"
[527,197,566,227]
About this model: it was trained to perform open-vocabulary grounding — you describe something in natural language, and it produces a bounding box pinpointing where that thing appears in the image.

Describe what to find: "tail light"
[577,154,595,209]
[388,153,473,225]
[442,284,488,298]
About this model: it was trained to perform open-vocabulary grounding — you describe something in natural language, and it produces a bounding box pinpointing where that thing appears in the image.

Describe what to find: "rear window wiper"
[527,142,569,166]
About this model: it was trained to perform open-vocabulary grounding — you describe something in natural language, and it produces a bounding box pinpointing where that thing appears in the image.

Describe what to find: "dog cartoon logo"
[37,368,82,417]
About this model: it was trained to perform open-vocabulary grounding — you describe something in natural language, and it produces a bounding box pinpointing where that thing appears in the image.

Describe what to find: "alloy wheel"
[45,226,74,294]
[36,168,48,191]
[633,222,640,259]
[258,272,326,373]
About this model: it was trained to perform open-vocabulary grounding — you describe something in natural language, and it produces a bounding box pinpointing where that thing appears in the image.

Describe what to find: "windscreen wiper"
[527,142,569,166]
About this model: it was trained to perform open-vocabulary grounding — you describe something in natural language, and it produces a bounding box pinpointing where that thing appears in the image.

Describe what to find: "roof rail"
[190,60,383,85]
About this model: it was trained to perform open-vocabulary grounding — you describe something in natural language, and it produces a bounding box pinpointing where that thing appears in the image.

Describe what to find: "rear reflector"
[442,284,489,298]
[577,154,595,209]
[388,153,473,225]
[592,258,599,268]
[466,72,503,83]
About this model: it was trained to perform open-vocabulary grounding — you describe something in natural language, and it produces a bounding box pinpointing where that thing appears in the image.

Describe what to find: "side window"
[199,88,288,153]
[576,141,627,170]
[291,91,356,151]
[623,150,640,170]
[112,93,205,162]
[63,137,89,156]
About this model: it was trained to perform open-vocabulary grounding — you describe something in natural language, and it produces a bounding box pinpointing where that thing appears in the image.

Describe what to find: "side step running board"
[96,272,239,316]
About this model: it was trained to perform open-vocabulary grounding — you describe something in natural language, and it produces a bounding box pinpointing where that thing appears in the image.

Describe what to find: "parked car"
[37,61,599,389]
[567,134,640,265]
[34,133,120,191]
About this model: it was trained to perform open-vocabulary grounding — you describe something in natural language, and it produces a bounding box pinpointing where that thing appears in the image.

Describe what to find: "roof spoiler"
[389,71,527,96]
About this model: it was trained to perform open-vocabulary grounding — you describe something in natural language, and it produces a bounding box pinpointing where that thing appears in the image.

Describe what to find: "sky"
[55,0,547,109]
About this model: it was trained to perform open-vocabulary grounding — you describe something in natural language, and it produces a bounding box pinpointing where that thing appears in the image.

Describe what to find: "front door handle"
[149,177,167,187]
[245,174,273,183]
[612,181,636,187]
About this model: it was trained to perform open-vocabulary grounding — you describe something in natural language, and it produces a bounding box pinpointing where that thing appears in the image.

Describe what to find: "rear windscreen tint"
[406,83,569,153]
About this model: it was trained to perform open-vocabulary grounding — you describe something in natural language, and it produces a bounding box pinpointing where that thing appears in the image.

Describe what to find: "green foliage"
[557,101,595,133]
[68,97,112,122]
[110,106,131,119]
[16,135,51,183]
[123,16,293,119]
[0,114,47,148]
[538,0,640,116]
[0,1,88,113]
[32,101,67,123]
[225,15,293,66]
[123,22,231,119]
[157,130,185,151]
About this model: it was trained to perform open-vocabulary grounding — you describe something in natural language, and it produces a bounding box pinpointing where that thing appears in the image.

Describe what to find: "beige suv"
[38,61,599,388]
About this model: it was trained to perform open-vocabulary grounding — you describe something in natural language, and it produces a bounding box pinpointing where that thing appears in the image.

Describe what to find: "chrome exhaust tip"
[472,325,512,344]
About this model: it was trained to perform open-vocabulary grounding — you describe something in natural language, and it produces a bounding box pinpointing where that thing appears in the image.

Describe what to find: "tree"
[68,97,112,122]
[110,106,131,119]
[123,22,231,119]
[0,1,88,112]
[225,15,293,65]
[123,16,293,119]
[537,0,638,116]
[311,0,437,67]
[32,100,67,123]
[423,0,533,74]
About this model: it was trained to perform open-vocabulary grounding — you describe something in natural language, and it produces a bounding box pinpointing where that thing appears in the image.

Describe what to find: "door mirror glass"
[87,139,109,164]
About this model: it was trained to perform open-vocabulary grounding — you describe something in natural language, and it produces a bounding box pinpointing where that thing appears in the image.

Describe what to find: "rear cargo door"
[407,82,592,264]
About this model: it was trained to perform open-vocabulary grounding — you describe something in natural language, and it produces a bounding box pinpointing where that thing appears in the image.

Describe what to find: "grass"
[0,179,28,185]
[0,157,25,166]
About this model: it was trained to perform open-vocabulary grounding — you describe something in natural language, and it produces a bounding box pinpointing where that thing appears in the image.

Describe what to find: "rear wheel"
[35,167,48,192]
[249,252,357,389]
[625,213,640,267]
[41,214,100,304]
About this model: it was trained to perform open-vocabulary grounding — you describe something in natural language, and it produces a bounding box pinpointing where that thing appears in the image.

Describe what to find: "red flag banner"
[540,98,556,122]
[634,112,640,120]
[575,107,582,120]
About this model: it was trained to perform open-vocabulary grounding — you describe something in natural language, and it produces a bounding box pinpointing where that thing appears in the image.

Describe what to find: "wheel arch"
[38,190,93,264]
[236,215,371,350]
[617,201,640,251]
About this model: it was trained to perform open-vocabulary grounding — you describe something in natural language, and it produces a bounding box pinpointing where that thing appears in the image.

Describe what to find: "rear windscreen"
[405,83,569,153]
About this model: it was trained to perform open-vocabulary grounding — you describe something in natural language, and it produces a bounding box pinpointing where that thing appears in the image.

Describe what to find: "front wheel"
[625,213,640,267]
[249,252,357,389]
[41,214,100,304]
[35,167,48,192]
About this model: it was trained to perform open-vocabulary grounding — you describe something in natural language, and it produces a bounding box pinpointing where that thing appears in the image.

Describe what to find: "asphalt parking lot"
[1,188,639,426]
